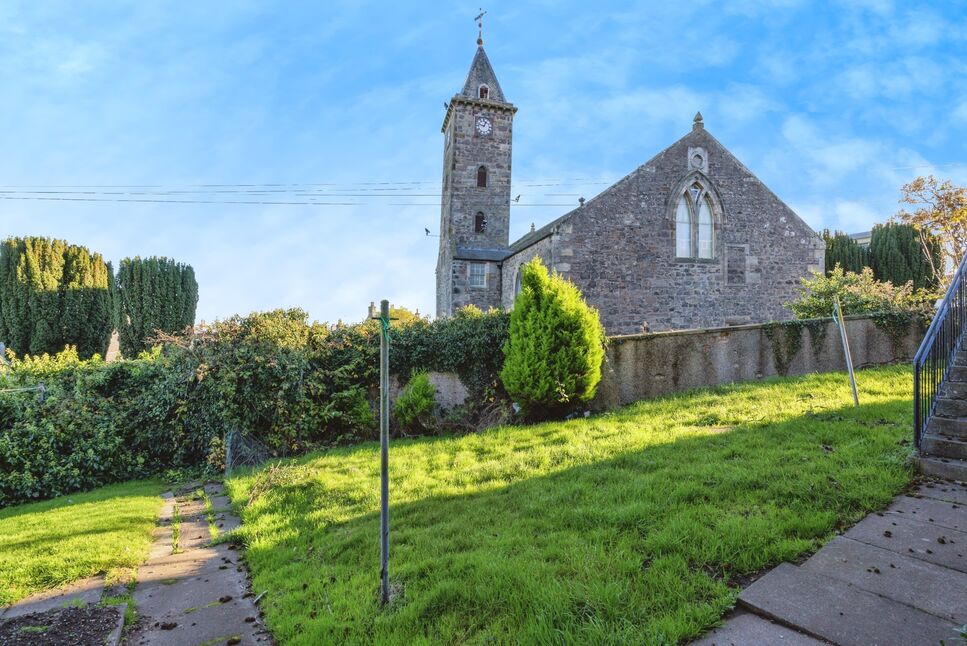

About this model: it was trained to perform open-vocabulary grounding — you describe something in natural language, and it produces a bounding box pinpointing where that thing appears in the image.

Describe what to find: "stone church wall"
[500,237,553,309]
[536,127,825,336]
[450,259,502,312]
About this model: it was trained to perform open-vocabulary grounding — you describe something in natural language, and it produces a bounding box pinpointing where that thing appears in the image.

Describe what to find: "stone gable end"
[500,126,824,334]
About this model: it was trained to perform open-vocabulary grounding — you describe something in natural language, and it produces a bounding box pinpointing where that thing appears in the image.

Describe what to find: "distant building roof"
[850,230,872,246]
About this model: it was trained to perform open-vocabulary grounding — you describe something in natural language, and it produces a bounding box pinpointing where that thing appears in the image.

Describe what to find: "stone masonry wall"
[400,315,922,413]
[593,315,922,409]
[502,124,825,335]
[500,237,553,309]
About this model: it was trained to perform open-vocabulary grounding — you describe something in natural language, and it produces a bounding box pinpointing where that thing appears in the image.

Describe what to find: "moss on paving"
[226,366,915,645]
[0,480,164,606]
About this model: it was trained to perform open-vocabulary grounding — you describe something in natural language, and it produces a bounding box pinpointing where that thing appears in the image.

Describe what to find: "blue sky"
[1,1,965,323]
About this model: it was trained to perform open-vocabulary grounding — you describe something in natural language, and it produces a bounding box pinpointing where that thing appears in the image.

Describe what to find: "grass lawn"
[225,366,915,645]
[0,480,165,607]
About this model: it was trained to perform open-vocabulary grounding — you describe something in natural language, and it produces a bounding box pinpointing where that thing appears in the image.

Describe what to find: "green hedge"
[0,307,509,507]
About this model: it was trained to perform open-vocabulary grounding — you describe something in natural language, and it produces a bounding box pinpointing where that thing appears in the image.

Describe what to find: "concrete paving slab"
[886,495,964,532]
[138,545,237,580]
[691,610,826,646]
[210,494,232,509]
[739,563,957,646]
[132,598,269,645]
[844,512,967,573]
[134,563,245,618]
[917,481,967,505]
[0,575,104,620]
[801,536,967,624]
[127,483,266,646]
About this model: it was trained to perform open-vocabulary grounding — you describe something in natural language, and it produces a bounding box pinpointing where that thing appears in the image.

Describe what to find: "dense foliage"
[500,257,605,419]
[392,372,437,434]
[788,266,937,320]
[0,307,510,507]
[869,222,942,290]
[0,237,113,359]
[822,230,868,275]
[114,256,199,356]
[897,175,966,283]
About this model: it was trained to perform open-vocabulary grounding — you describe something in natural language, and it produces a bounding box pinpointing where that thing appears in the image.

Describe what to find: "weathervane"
[475,8,486,46]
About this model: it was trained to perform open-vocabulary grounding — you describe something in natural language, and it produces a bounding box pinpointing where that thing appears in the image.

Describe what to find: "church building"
[435,37,825,335]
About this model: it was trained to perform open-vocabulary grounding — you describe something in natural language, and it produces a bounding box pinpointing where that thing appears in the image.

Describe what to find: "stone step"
[800,536,967,624]
[922,434,967,460]
[948,365,967,383]
[925,415,967,439]
[738,563,957,646]
[691,610,825,646]
[918,455,967,482]
[886,495,965,533]
[842,511,967,574]
[916,481,967,505]
[942,380,967,400]
[936,396,967,419]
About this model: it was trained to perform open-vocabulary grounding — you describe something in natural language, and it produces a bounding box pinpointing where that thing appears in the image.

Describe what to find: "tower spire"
[474,8,487,46]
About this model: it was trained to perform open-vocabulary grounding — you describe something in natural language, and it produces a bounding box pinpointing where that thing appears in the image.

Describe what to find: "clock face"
[475,116,492,136]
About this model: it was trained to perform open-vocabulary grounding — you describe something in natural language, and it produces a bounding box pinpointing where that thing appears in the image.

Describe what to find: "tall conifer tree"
[869,222,941,290]
[0,237,113,358]
[114,256,198,356]
[822,230,869,275]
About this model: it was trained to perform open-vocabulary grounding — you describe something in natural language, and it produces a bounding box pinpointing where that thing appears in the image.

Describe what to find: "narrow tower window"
[474,212,487,233]
[478,84,489,99]
[477,165,488,188]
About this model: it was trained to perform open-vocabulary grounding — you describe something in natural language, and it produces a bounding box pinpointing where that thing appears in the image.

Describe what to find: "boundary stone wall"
[592,315,923,409]
[403,315,923,412]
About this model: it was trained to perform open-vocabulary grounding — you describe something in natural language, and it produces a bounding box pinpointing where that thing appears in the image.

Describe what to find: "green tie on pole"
[832,296,859,407]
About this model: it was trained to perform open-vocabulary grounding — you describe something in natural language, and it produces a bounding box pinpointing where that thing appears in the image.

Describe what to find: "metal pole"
[378,299,390,606]
[833,297,859,407]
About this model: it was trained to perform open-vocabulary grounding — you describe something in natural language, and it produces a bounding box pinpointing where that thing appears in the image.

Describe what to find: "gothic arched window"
[474,212,487,233]
[675,180,716,259]
[478,85,489,99]
[477,165,488,188]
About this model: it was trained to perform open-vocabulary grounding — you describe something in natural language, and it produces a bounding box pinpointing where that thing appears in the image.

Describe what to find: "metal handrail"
[913,252,967,447]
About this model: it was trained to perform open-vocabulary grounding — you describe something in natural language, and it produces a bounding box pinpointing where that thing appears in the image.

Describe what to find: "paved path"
[694,480,967,646]
[125,483,271,646]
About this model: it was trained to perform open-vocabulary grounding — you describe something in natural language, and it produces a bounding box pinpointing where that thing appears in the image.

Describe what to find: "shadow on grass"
[237,392,914,644]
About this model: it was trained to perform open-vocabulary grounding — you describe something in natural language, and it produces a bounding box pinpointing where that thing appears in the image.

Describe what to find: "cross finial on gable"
[475,8,487,46]
[693,111,704,130]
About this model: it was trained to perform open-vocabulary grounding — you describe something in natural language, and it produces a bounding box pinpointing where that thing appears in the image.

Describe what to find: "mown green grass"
[226,366,915,645]
[0,480,164,606]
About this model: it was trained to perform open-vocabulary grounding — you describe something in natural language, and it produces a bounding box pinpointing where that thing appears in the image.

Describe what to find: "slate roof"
[454,246,512,261]
[459,46,507,102]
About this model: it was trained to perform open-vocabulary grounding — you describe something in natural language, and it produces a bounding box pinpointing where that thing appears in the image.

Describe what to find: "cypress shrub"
[114,256,198,356]
[500,257,605,420]
[869,222,942,290]
[822,230,868,275]
[0,237,113,358]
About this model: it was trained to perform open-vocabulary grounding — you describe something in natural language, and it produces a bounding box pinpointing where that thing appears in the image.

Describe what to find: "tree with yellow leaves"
[896,176,967,285]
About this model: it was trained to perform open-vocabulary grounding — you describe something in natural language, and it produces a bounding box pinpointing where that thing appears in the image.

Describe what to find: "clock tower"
[436,39,516,317]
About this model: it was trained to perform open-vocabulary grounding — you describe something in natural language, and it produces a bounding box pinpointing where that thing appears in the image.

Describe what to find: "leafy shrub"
[393,372,437,434]
[788,266,938,320]
[500,257,605,420]
[0,307,511,506]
